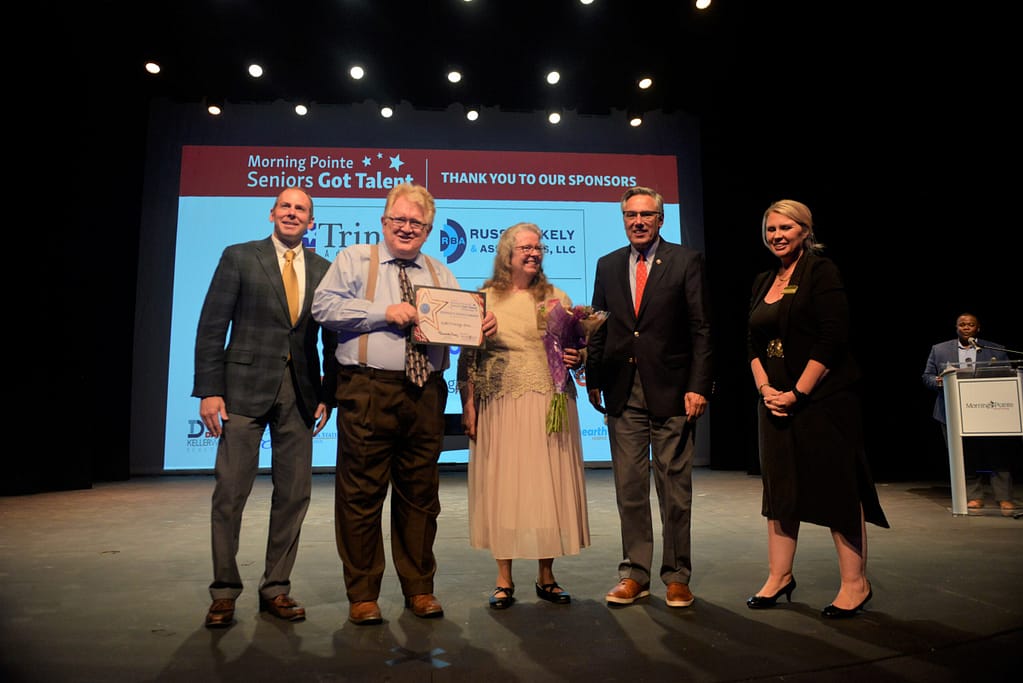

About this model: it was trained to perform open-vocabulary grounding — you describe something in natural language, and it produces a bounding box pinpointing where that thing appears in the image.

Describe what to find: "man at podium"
[922,312,1016,512]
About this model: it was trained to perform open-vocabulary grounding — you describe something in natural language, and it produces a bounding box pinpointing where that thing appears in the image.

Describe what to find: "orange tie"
[635,252,647,316]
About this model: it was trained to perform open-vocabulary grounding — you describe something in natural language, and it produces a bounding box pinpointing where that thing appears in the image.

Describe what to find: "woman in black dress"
[746,199,889,618]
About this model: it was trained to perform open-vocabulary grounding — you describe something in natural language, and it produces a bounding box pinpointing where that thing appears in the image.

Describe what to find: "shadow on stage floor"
[1,468,1020,682]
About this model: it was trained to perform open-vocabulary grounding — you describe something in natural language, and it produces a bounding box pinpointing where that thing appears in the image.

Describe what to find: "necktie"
[635,252,647,316]
[283,249,300,325]
[397,260,430,387]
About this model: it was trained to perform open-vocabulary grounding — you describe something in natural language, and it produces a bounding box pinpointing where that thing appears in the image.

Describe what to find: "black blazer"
[586,239,713,418]
[747,252,859,399]
[192,237,339,425]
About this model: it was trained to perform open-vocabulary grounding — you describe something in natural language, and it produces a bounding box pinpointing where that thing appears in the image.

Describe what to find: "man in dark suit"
[193,188,338,628]
[586,186,713,609]
[922,312,1015,511]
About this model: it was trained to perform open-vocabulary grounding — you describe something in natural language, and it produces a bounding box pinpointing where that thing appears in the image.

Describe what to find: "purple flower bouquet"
[537,299,609,433]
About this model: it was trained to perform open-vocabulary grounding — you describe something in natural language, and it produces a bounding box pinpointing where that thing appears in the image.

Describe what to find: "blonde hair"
[482,222,552,301]
[761,199,824,253]
[383,183,436,227]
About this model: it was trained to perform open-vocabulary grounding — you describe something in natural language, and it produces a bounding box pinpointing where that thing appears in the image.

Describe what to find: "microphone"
[968,337,982,350]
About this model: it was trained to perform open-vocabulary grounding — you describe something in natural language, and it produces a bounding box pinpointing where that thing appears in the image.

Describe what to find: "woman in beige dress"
[458,222,590,609]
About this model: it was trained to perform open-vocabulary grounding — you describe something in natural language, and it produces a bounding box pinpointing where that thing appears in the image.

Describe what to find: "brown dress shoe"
[405,593,444,618]
[605,578,650,605]
[665,582,695,608]
[349,600,383,625]
[259,594,306,622]
[205,598,235,628]
[967,499,984,509]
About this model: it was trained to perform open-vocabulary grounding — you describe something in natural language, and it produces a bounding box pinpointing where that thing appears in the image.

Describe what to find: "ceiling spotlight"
[629,116,643,127]
[380,106,394,118]
[144,62,161,75]
[248,64,264,78]
[207,104,222,116]
[546,71,561,85]
[295,104,308,116]
[548,111,562,125]
[447,70,462,84]
[638,77,653,90]
[349,65,365,80]
[695,0,712,9]
[466,108,479,122]
[580,0,595,5]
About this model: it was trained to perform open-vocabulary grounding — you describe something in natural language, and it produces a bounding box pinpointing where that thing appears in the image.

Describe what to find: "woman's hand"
[562,347,583,369]
[761,386,798,417]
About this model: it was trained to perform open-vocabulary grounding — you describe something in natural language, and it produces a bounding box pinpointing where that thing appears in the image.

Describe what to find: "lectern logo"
[965,400,1014,410]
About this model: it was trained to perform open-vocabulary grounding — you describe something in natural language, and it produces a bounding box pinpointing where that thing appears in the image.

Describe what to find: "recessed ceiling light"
[350,65,365,80]
[638,77,653,89]
[381,106,394,118]
[145,62,160,75]
[448,71,462,83]
[546,71,561,85]
[295,104,308,116]
[248,64,263,78]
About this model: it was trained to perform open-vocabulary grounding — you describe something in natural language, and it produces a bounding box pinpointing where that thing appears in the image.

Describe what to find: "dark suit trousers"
[334,368,446,603]
[607,372,695,586]
[209,367,313,600]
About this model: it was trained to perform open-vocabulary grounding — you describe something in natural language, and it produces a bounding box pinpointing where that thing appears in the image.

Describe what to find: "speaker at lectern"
[940,360,1023,515]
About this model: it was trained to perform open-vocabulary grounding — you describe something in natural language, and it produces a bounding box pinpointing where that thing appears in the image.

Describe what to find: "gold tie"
[283,249,300,325]
[397,260,430,387]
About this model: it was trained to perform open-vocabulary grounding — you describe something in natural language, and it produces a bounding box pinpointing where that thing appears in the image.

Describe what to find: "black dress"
[748,255,889,539]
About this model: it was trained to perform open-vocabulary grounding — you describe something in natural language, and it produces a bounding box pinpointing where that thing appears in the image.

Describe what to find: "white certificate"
[411,286,487,349]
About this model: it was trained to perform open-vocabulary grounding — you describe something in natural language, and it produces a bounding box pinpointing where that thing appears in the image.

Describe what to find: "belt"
[340,366,442,382]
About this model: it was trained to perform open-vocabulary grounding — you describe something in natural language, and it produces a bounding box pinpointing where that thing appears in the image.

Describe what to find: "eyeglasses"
[515,245,544,254]
[385,216,430,232]
[623,211,662,221]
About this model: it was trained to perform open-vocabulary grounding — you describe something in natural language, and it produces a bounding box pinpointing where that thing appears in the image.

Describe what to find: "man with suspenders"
[312,183,497,625]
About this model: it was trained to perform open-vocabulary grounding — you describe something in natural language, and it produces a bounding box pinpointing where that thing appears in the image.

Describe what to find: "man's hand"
[199,396,228,438]
[684,391,708,422]
[313,403,333,436]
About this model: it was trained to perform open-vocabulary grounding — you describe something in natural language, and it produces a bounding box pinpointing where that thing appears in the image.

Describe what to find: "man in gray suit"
[193,187,338,628]
[586,186,713,609]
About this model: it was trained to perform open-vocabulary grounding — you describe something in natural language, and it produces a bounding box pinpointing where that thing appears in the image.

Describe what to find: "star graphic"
[362,156,372,166]
[389,154,405,171]
[416,289,448,332]
[376,152,383,159]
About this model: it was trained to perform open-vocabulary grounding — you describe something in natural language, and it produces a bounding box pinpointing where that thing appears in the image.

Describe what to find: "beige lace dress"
[458,287,591,559]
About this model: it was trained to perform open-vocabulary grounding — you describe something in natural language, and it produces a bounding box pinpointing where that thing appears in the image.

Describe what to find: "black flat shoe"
[535,582,571,604]
[746,578,796,609]
[489,586,515,610]
[821,587,872,619]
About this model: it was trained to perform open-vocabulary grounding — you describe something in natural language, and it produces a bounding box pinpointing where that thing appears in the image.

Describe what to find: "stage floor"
[1,468,1020,682]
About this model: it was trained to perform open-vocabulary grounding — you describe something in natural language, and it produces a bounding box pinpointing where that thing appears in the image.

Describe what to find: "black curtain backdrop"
[12,5,1018,495]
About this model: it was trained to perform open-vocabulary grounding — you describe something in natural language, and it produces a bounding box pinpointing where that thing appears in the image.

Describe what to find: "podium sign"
[942,361,1023,515]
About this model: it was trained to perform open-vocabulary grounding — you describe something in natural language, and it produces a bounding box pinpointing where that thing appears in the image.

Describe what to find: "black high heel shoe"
[746,578,796,609]
[821,586,872,619]
[489,586,515,610]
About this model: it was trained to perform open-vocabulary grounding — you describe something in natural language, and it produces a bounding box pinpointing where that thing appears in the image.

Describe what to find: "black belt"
[341,366,442,382]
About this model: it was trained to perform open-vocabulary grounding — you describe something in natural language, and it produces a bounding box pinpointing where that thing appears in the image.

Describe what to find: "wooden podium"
[941,360,1023,515]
